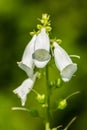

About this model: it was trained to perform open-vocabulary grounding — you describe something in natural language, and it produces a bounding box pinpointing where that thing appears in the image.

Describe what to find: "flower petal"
[53,42,72,71]
[17,62,33,78]
[35,28,50,51]
[13,78,33,106]
[61,63,77,82]
[13,73,38,106]
[33,28,50,68]
[18,34,36,76]
[33,59,50,68]
[53,42,77,82]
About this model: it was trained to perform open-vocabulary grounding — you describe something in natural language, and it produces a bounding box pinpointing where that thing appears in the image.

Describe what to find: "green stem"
[45,122,50,130]
[66,91,80,100]
[64,116,77,130]
[45,65,50,130]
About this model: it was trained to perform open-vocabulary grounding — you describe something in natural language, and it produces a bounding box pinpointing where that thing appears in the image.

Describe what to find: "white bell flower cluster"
[13,27,77,106]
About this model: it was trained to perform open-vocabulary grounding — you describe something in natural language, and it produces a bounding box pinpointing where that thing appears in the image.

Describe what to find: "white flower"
[13,73,38,106]
[17,35,37,77]
[53,42,77,82]
[33,28,51,68]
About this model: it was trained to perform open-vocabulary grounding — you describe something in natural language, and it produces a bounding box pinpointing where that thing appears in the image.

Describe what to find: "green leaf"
[32,49,51,61]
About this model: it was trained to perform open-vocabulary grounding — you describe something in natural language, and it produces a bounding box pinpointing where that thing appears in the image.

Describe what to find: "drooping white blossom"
[53,42,77,82]
[13,73,38,106]
[33,28,51,68]
[17,35,37,77]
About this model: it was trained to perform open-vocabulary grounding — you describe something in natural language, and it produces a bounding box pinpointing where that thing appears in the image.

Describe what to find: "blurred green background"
[0,0,87,130]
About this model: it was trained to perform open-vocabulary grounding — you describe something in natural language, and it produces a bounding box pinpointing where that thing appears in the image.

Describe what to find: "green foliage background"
[0,0,87,130]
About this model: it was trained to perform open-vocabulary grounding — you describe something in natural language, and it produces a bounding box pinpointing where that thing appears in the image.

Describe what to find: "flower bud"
[37,94,45,104]
[56,78,63,88]
[46,26,52,32]
[37,72,42,79]
[37,24,42,29]
[58,99,67,110]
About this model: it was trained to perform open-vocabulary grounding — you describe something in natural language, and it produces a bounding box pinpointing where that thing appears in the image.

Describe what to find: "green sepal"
[37,94,45,104]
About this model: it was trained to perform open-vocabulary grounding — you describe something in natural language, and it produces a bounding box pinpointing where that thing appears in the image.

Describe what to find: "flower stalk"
[45,65,51,130]
[64,116,77,130]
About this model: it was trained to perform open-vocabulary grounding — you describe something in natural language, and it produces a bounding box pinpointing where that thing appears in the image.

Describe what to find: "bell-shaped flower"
[32,28,51,68]
[53,42,77,82]
[13,73,38,106]
[17,35,37,77]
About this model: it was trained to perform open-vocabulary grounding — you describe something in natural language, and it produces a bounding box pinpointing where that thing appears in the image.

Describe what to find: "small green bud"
[58,99,67,110]
[57,78,61,87]
[56,78,63,88]
[37,13,51,33]
[56,39,62,44]
[50,81,55,87]
[41,103,48,108]
[37,72,42,79]
[46,26,52,32]
[37,94,45,104]
[42,14,50,20]
[37,24,42,29]
[40,19,44,24]
[50,38,62,44]
[30,30,36,36]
